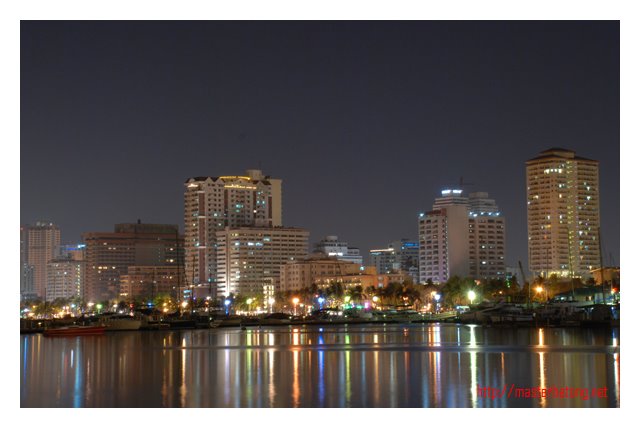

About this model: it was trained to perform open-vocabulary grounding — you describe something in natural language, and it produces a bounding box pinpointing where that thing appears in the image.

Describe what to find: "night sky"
[21,21,620,269]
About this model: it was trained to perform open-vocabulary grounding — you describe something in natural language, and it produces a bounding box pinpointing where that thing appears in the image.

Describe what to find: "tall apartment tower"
[184,170,282,291]
[419,189,506,284]
[526,148,600,278]
[25,222,61,299]
[83,223,183,302]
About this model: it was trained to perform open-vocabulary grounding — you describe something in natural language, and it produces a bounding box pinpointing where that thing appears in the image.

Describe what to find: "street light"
[224,299,231,316]
[246,298,253,314]
[467,290,476,305]
[292,297,300,316]
[267,297,275,313]
[317,296,325,309]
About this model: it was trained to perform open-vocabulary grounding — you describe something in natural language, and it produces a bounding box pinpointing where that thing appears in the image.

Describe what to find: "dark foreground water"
[20,323,620,407]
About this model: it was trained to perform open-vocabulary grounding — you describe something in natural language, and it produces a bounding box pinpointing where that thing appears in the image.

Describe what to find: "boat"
[100,314,142,331]
[43,325,106,337]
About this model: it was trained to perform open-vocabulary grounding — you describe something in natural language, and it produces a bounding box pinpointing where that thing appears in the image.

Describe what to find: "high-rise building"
[83,222,184,302]
[369,239,419,284]
[25,222,61,299]
[526,148,600,278]
[313,235,363,265]
[467,192,506,280]
[419,189,506,284]
[20,225,34,300]
[184,169,282,292]
[215,226,309,298]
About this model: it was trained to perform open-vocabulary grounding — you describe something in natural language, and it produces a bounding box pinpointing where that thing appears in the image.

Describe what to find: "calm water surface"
[20,324,620,407]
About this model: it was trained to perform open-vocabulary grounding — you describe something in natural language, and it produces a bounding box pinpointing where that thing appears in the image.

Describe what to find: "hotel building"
[419,189,506,284]
[184,170,282,292]
[526,148,600,278]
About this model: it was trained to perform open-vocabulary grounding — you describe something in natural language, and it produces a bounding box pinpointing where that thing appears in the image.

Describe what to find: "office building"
[526,148,600,278]
[184,169,282,292]
[313,235,363,265]
[83,222,183,302]
[215,226,309,298]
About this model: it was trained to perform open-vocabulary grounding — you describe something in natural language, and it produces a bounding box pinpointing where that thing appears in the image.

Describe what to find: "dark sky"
[21,21,620,269]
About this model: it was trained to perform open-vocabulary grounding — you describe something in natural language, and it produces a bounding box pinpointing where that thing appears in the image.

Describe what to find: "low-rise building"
[280,255,408,292]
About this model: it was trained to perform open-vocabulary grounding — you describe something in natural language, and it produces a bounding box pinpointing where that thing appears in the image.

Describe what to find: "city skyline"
[21,21,620,271]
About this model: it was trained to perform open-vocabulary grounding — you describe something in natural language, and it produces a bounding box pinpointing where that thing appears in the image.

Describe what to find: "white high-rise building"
[419,189,506,284]
[184,170,282,291]
[526,148,600,278]
[216,226,309,298]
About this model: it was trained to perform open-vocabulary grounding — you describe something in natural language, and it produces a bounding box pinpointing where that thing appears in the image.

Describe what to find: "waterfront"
[20,323,620,408]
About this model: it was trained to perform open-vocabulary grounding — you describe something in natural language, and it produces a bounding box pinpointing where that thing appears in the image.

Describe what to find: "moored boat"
[43,325,106,337]
[100,314,142,331]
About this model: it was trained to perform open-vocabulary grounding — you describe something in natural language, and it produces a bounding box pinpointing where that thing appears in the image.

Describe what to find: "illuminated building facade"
[184,169,282,292]
[526,148,600,278]
[216,226,308,298]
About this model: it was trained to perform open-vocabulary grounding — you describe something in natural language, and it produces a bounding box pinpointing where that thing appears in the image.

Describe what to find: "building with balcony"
[526,148,600,278]
[184,169,282,292]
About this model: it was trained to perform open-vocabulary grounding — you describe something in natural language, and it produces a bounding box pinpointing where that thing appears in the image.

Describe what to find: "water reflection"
[20,324,620,408]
